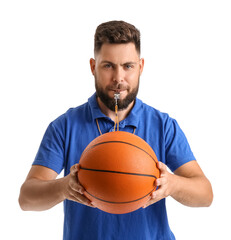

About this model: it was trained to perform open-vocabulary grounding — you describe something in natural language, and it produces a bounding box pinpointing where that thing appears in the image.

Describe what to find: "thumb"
[157,161,167,173]
[70,163,79,176]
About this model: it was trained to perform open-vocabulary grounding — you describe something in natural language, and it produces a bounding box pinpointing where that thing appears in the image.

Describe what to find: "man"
[19,20,213,239]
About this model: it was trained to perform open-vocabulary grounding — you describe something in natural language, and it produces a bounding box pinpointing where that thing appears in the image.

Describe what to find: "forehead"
[95,43,140,63]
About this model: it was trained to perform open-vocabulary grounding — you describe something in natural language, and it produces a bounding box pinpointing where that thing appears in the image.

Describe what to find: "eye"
[125,64,133,69]
[104,64,112,68]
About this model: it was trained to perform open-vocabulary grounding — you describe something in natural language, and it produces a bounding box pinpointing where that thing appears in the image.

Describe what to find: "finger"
[143,190,163,208]
[142,195,152,208]
[143,200,154,208]
[152,186,167,201]
[145,187,164,205]
[69,192,95,208]
[157,162,167,173]
[70,164,79,176]
[72,192,90,204]
[155,177,167,187]
[143,197,157,208]
[69,180,85,194]
[69,164,85,193]
[76,164,81,172]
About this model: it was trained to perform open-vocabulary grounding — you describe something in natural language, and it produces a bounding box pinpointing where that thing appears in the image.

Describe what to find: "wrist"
[169,173,180,198]
[56,176,68,201]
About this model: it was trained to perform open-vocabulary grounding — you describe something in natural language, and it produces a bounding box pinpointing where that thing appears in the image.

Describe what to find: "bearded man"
[19,20,213,240]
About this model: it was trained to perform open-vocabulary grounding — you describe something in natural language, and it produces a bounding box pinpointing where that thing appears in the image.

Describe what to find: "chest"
[63,118,165,175]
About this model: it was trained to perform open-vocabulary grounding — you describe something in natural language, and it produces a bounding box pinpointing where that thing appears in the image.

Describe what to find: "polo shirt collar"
[88,92,143,129]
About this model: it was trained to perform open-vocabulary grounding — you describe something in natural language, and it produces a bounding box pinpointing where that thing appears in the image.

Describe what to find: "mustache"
[106,84,128,91]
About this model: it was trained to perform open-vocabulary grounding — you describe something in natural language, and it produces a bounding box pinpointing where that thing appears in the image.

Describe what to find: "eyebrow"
[100,60,138,66]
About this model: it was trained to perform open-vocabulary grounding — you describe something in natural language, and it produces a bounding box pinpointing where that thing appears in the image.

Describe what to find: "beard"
[95,77,139,112]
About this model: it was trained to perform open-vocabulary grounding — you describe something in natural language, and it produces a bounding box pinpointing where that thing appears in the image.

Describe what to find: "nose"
[113,66,124,83]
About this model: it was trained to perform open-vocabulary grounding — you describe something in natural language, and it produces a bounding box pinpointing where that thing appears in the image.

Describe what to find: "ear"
[90,58,96,75]
[139,58,144,75]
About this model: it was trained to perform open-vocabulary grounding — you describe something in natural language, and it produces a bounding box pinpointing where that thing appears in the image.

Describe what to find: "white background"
[0,0,230,239]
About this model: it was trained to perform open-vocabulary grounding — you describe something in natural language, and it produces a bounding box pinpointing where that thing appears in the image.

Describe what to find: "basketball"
[78,131,160,214]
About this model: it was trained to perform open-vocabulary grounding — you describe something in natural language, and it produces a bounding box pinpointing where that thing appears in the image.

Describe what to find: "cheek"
[125,71,140,85]
[96,70,112,83]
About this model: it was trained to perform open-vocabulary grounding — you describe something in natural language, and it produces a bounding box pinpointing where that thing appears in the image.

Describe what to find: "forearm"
[170,174,213,207]
[19,177,66,211]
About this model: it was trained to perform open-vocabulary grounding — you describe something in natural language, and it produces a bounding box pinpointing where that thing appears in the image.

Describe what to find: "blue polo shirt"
[33,93,195,240]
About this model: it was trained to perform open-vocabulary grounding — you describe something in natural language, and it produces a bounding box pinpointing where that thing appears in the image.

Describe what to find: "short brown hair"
[94,20,140,55]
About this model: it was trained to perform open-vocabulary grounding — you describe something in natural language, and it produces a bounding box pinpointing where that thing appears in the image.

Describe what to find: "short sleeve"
[33,121,65,174]
[165,118,195,172]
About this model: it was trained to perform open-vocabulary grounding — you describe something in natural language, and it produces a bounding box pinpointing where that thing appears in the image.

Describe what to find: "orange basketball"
[78,131,160,214]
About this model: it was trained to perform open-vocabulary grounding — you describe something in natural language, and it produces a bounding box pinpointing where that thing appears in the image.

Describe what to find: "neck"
[97,97,134,122]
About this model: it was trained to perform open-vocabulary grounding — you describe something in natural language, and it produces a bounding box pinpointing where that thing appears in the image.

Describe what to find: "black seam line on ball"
[82,140,158,164]
[80,167,157,179]
[85,188,155,204]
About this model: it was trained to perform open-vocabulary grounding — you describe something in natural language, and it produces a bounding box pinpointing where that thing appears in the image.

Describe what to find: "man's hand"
[19,164,95,211]
[143,160,213,208]
[62,164,95,208]
[143,162,174,208]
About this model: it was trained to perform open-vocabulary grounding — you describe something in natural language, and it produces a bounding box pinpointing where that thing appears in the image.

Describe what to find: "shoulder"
[53,102,89,124]
[139,99,170,125]
[138,99,182,138]
[46,101,90,137]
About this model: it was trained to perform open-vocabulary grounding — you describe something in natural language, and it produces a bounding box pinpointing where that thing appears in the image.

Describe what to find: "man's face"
[90,43,144,111]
